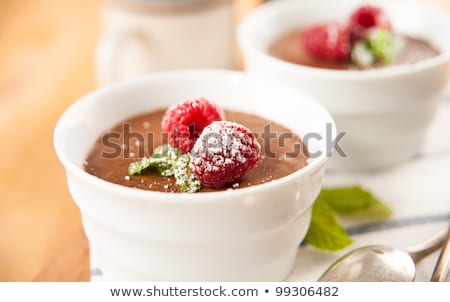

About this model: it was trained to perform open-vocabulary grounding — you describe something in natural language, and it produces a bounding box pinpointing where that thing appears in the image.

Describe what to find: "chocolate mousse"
[268,5,440,70]
[84,109,308,193]
[269,30,439,70]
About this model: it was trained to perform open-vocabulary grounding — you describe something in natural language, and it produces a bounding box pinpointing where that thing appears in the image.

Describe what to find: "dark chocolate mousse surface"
[269,30,440,70]
[84,109,308,193]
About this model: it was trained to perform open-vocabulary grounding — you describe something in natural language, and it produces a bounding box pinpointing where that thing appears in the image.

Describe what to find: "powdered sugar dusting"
[189,121,261,188]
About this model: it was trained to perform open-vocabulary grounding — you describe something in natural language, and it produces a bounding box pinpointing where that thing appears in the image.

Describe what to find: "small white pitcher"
[95,0,235,85]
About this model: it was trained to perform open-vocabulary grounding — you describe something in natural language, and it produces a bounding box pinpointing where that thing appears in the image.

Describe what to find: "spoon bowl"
[319,246,416,282]
[318,228,448,282]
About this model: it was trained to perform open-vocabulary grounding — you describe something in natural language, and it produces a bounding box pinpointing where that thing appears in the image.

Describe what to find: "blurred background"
[0,0,449,281]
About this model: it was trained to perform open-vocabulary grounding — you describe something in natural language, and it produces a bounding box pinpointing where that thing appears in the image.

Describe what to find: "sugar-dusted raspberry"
[349,5,392,40]
[301,22,351,62]
[189,121,261,188]
[161,97,223,153]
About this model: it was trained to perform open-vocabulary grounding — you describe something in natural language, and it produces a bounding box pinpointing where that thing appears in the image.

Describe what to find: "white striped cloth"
[288,94,450,282]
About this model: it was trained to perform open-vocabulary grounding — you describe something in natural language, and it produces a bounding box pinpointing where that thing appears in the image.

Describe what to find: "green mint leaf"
[151,144,181,176]
[352,29,405,67]
[305,198,353,251]
[174,154,202,193]
[152,144,181,159]
[320,186,392,219]
[128,157,155,175]
[127,144,202,193]
[128,145,180,176]
[367,28,403,64]
[305,186,392,251]
[351,41,375,68]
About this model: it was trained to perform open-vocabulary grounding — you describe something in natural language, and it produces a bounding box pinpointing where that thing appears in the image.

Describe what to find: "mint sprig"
[351,28,405,67]
[173,154,202,193]
[305,197,353,251]
[151,145,182,176]
[367,28,401,64]
[128,157,156,176]
[128,145,180,176]
[305,186,392,251]
[128,144,202,193]
[320,186,392,219]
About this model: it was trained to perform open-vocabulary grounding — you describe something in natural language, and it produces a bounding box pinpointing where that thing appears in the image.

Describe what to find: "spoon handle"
[430,224,450,282]
[406,227,447,263]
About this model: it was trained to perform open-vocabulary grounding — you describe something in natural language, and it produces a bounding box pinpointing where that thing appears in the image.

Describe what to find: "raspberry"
[301,22,351,62]
[349,5,391,40]
[161,97,223,153]
[189,121,261,188]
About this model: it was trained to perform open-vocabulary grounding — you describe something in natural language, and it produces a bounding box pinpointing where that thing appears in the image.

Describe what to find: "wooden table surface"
[1,0,448,282]
[0,0,100,282]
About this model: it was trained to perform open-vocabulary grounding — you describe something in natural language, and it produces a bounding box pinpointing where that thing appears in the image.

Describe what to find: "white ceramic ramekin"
[54,70,335,281]
[238,0,450,171]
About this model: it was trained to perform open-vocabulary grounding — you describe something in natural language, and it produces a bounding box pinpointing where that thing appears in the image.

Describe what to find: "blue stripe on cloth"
[346,213,450,236]
[300,213,449,247]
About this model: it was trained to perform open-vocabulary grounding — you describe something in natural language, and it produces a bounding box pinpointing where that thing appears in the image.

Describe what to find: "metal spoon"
[318,228,447,282]
[430,224,450,281]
